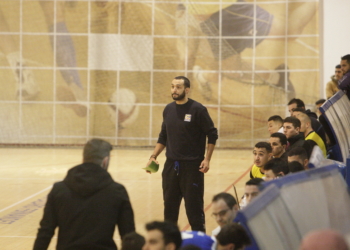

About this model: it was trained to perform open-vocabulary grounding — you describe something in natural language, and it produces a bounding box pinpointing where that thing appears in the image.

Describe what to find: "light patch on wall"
[88,34,153,71]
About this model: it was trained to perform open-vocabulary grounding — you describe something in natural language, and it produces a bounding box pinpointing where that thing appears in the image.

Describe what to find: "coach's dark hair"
[270,132,287,146]
[212,192,237,209]
[341,54,350,65]
[245,178,264,186]
[264,158,289,176]
[254,141,272,153]
[287,147,308,161]
[174,76,190,88]
[216,223,251,249]
[288,161,305,173]
[121,232,145,250]
[83,138,113,165]
[283,116,301,129]
[268,115,283,124]
[145,221,182,250]
[336,64,341,69]
[288,98,305,108]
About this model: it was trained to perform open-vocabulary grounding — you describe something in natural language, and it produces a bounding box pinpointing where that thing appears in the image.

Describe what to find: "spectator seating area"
[235,92,350,249]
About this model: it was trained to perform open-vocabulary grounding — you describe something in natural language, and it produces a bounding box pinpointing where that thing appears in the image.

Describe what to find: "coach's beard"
[172,92,186,101]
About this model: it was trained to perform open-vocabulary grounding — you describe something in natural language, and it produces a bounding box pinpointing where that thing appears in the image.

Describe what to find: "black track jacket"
[33,162,135,250]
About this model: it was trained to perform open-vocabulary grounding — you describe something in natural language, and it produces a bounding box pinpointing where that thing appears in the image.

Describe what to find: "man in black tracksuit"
[33,139,135,250]
[283,116,314,159]
[287,98,327,147]
[146,76,218,232]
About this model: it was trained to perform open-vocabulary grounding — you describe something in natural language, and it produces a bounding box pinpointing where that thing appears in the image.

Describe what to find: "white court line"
[0,186,52,213]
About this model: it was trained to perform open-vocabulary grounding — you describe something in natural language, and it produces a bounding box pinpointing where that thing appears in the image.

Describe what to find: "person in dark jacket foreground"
[33,138,135,250]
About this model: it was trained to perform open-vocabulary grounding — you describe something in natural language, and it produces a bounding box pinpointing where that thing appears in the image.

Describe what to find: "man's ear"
[101,156,110,170]
[225,243,235,250]
[268,153,273,159]
[233,204,239,212]
[277,172,285,177]
[296,127,300,133]
[185,87,190,95]
[306,122,311,129]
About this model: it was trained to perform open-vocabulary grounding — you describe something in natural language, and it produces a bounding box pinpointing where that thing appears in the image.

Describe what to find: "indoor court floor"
[0,147,253,249]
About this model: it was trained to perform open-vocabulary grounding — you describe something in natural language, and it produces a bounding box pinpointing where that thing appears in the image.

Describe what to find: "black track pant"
[162,159,205,232]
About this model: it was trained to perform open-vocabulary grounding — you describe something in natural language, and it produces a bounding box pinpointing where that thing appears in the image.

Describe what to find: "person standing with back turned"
[146,76,218,232]
[33,138,135,250]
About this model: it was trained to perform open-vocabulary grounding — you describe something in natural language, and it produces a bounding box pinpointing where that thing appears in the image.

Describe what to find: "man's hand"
[199,159,210,173]
[145,157,158,174]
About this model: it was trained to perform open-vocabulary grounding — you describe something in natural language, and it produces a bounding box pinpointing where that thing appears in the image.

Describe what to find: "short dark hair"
[174,76,190,88]
[268,115,283,124]
[288,98,305,108]
[212,192,237,209]
[315,99,326,105]
[288,161,305,173]
[83,138,113,165]
[246,178,264,186]
[283,116,301,129]
[336,64,341,69]
[145,221,182,250]
[341,54,350,64]
[264,158,289,176]
[292,107,306,113]
[121,232,145,250]
[287,147,308,161]
[254,141,272,153]
[270,132,287,146]
[216,223,251,250]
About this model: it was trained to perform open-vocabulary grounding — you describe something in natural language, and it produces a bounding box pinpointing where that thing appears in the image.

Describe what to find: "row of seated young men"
[250,97,331,180]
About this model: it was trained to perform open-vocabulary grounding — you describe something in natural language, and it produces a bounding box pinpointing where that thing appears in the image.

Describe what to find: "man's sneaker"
[193,65,212,101]
[275,63,295,99]
[7,52,40,100]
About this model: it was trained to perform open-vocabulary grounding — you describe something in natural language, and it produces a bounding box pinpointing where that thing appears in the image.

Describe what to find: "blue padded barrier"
[235,165,350,250]
[320,91,350,162]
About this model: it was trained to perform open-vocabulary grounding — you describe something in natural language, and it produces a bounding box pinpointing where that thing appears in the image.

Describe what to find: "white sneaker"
[193,65,212,101]
[6,52,40,100]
